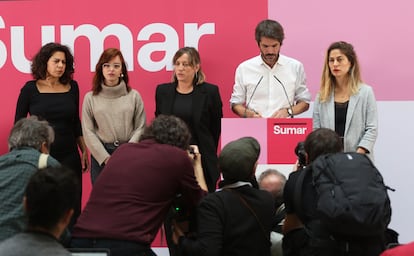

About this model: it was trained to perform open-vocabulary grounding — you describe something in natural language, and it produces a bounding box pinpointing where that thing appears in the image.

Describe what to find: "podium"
[221,118,313,164]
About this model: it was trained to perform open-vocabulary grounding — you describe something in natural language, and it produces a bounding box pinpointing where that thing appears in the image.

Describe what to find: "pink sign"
[221,118,312,164]
[0,0,267,155]
[267,118,312,164]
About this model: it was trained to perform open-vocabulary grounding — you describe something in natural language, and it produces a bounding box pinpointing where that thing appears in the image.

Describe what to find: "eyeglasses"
[102,63,122,69]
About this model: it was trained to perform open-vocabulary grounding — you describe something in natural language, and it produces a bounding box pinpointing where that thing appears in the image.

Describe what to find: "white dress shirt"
[230,54,311,118]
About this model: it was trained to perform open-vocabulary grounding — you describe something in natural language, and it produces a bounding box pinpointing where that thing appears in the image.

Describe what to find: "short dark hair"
[24,166,79,230]
[9,116,54,151]
[139,115,191,150]
[255,19,285,45]
[31,42,74,84]
[304,128,342,163]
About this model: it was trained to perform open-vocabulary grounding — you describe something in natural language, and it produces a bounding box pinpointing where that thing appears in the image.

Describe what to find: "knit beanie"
[219,136,260,182]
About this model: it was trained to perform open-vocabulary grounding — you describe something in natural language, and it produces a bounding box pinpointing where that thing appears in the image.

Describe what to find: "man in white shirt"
[230,19,311,118]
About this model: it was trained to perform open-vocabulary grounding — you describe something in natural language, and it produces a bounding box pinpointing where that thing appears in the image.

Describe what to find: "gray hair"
[258,169,286,184]
[8,116,54,151]
[258,168,286,199]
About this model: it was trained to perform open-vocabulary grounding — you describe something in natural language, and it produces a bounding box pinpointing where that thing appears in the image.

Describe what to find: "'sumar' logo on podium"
[273,123,308,135]
[267,120,312,164]
[220,118,312,164]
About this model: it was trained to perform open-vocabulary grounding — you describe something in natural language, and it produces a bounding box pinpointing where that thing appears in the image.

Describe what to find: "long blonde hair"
[318,41,362,102]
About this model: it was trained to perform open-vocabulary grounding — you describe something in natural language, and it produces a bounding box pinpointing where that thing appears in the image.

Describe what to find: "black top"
[284,168,318,222]
[173,91,196,144]
[334,101,348,147]
[180,185,274,256]
[14,80,82,173]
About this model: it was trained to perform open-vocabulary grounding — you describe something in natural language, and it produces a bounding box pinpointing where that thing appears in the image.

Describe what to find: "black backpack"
[295,152,393,238]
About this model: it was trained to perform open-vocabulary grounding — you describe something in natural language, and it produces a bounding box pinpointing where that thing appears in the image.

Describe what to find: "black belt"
[103,140,121,147]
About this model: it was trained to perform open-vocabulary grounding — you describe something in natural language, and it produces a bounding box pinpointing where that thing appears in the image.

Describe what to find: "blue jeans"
[70,237,156,256]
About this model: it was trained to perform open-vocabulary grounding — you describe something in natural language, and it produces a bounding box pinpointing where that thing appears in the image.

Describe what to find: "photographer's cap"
[219,136,260,182]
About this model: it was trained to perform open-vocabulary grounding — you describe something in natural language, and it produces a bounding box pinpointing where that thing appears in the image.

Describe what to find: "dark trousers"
[90,143,120,184]
[71,237,156,256]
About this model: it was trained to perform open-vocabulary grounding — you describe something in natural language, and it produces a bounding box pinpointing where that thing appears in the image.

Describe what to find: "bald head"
[258,169,286,201]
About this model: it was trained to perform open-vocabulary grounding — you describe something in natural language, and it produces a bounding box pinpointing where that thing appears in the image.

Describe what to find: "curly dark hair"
[139,115,191,150]
[31,42,74,84]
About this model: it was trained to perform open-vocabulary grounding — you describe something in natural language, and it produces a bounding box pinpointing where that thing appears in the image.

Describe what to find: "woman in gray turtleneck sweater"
[82,48,146,184]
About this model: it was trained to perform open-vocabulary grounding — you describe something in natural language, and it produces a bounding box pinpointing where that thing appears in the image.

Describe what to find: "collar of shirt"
[218,181,252,191]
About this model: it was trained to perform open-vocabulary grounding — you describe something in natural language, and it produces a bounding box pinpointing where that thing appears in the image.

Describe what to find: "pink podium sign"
[267,118,312,164]
[221,118,312,164]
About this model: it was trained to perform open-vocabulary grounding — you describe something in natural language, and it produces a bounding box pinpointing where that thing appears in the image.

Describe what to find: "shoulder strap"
[38,153,49,169]
[224,188,269,243]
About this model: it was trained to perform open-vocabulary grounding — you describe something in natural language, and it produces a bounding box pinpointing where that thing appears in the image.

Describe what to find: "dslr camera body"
[295,141,306,169]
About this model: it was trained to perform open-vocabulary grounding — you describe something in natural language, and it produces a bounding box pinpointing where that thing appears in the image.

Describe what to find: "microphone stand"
[244,75,263,117]
[273,75,294,118]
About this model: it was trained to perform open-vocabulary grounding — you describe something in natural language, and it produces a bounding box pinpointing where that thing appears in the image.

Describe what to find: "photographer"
[70,115,207,256]
[172,137,275,256]
[282,128,343,256]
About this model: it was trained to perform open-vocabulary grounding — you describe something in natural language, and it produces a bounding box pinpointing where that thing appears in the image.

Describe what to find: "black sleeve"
[14,81,34,123]
[284,171,299,214]
[71,80,82,137]
[209,85,223,150]
[154,84,161,117]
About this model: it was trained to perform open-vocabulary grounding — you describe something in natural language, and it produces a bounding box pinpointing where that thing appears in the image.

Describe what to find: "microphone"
[246,75,263,112]
[273,75,294,118]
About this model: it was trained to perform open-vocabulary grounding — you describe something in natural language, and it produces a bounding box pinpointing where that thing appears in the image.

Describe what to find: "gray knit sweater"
[81,81,146,164]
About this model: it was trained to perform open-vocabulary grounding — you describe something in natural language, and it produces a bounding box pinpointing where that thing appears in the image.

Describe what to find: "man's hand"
[188,145,208,191]
[188,145,201,163]
[172,220,185,245]
[271,108,290,118]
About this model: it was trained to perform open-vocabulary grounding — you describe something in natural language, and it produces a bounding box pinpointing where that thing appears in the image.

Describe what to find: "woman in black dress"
[14,42,88,230]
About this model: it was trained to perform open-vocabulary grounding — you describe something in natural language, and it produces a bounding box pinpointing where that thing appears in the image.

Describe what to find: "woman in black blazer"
[155,46,223,193]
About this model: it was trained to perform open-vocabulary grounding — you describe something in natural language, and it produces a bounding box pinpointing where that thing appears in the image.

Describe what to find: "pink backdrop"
[269,0,414,100]
[0,0,266,198]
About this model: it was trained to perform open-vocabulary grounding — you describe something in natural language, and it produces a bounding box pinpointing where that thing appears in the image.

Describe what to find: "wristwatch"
[287,108,293,117]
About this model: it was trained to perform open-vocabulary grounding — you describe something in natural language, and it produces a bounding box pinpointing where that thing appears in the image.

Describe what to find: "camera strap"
[223,188,270,244]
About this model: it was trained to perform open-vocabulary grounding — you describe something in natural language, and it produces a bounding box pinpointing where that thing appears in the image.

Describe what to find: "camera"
[171,193,192,233]
[188,146,195,155]
[294,141,306,168]
[172,194,190,222]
